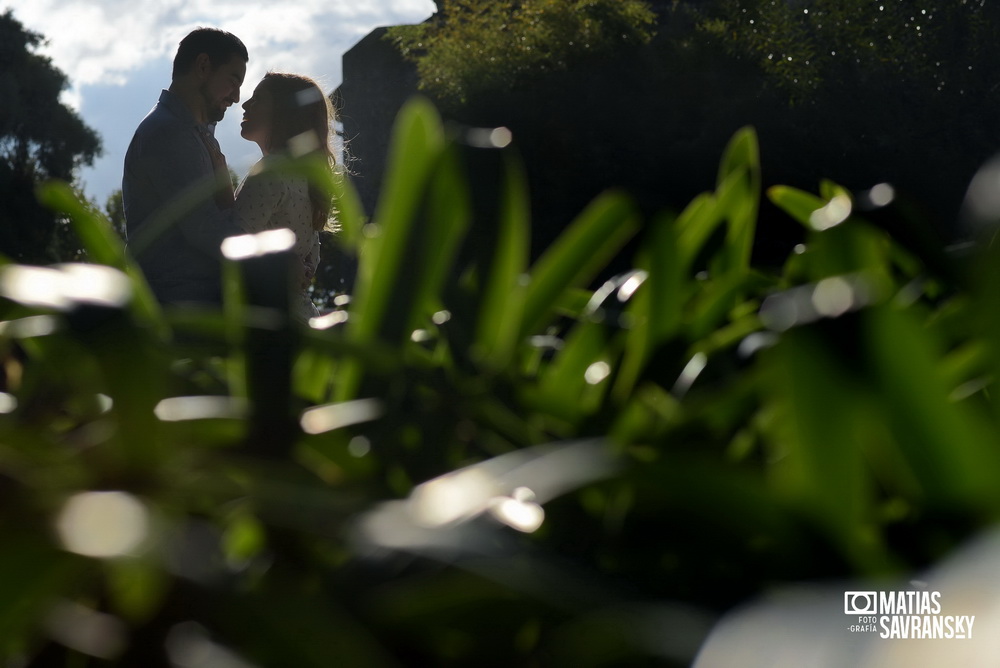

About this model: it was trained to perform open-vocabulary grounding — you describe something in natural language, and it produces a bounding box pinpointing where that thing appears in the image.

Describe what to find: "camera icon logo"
[844,591,877,615]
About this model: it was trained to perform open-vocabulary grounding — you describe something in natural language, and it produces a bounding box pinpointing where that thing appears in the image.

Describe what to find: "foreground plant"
[0,97,995,666]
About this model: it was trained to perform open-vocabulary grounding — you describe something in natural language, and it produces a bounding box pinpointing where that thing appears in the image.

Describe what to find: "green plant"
[0,97,997,666]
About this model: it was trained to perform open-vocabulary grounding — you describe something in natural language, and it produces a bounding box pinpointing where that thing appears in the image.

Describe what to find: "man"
[123,28,247,305]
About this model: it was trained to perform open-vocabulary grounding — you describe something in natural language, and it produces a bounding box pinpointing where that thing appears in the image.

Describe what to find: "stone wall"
[334,27,421,217]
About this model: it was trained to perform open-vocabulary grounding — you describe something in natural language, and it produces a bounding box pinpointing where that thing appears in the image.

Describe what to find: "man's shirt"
[123,89,240,305]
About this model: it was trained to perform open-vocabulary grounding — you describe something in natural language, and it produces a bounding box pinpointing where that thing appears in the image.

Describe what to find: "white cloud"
[2,0,435,201]
[6,0,184,88]
[4,0,434,100]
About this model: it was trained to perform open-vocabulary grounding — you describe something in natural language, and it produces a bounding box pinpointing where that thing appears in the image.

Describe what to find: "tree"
[385,0,657,108]
[697,1,999,103]
[0,9,101,263]
[105,188,125,240]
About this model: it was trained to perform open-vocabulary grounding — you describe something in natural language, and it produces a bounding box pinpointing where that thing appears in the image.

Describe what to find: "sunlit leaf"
[716,126,760,276]
[34,181,166,336]
[404,143,471,335]
[338,97,446,399]
[475,152,531,369]
[536,320,612,421]
[611,208,688,402]
[352,96,446,329]
[329,170,366,248]
[520,190,639,337]
[676,192,724,276]
[767,185,826,227]
[105,556,169,623]
[818,179,851,203]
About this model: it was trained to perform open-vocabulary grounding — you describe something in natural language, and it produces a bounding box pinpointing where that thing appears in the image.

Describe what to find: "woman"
[213,72,337,321]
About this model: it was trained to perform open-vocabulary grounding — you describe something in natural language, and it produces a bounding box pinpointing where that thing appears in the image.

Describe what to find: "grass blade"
[520,190,639,337]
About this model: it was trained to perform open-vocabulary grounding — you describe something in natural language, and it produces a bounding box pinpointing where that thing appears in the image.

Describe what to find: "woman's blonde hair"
[260,72,336,231]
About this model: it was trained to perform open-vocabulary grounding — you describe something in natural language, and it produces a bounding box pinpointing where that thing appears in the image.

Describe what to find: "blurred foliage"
[0,10,102,264]
[104,189,125,240]
[697,1,1000,103]
[384,0,656,107]
[1,97,999,666]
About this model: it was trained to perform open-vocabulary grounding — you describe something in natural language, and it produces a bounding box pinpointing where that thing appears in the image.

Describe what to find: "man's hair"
[172,28,248,80]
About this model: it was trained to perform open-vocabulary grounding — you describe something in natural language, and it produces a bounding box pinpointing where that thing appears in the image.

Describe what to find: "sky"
[2,0,437,204]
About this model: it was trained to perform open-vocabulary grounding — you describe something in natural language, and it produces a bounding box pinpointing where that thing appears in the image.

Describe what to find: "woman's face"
[240,81,274,150]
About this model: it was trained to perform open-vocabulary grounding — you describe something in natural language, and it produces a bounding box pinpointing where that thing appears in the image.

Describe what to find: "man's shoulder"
[135,102,186,137]
[129,107,199,160]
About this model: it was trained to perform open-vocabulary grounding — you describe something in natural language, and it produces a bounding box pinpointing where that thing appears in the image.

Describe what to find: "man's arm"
[130,127,241,258]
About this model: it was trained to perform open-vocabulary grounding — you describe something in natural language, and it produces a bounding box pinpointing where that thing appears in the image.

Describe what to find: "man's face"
[200,54,247,123]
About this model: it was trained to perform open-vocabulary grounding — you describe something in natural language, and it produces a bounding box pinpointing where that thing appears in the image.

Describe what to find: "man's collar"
[158,89,211,130]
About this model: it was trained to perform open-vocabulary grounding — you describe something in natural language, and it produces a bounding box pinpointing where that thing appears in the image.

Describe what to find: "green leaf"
[760,330,884,571]
[475,152,531,369]
[35,181,166,336]
[329,169,366,249]
[716,126,760,275]
[537,320,611,421]
[520,190,639,337]
[610,273,653,404]
[105,556,169,623]
[609,382,679,445]
[802,220,894,286]
[222,512,266,563]
[767,185,826,227]
[293,347,339,404]
[36,182,121,266]
[338,97,446,400]
[676,192,725,276]
[818,179,851,202]
[214,575,398,668]
[689,271,770,341]
[939,340,990,394]
[864,305,1000,510]
[644,212,684,344]
[612,212,685,402]
[350,96,446,341]
[0,537,83,649]
[405,143,471,335]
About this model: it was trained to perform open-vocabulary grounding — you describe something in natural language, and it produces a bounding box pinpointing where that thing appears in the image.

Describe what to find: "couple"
[122,27,335,321]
